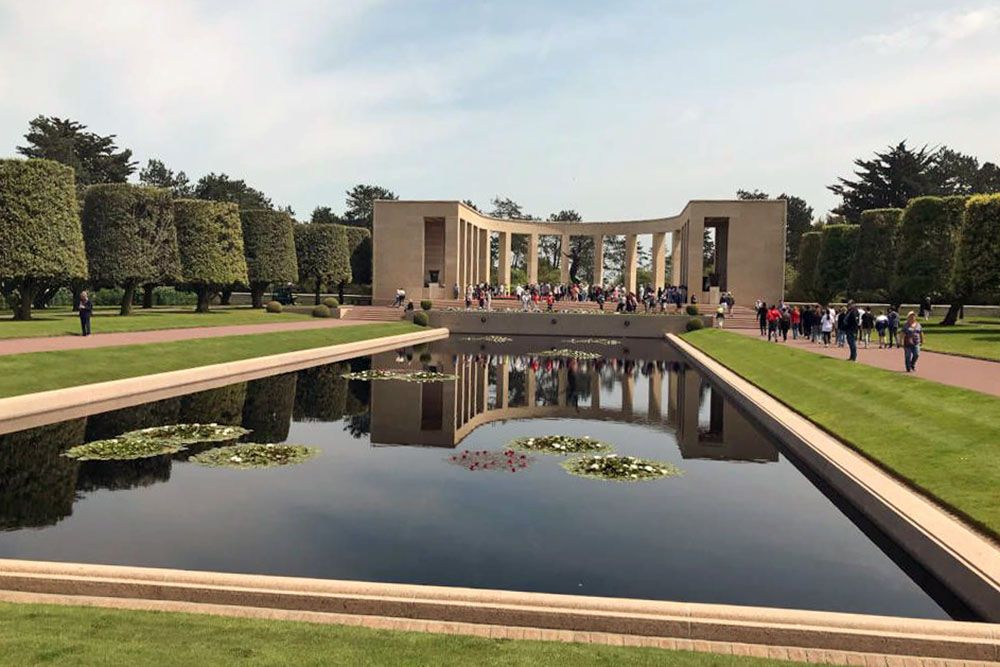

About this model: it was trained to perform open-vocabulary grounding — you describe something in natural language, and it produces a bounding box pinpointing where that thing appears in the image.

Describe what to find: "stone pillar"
[527,233,539,284]
[590,369,601,410]
[526,368,537,406]
[671,231,682,286]
[458,221,466,290]
[471,226,479,284]
[652,232,666,289]
[499,231,512,290]
[624,233,638,293]
[593,235,604,287]
[622,370,634,415]
[559,233,571,284]
[478,228,490,285]
[557,367,568,407]
[444,215,460,293]
[648,366,662,420]
[465,225,475,287]
[499,358,510,409]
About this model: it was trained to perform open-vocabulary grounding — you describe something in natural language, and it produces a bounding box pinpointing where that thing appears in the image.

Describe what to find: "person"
[766,304,780,342]
[757,302,767,337]
[901,311,924,372]
[820,307,833,346]
[887,308,899,348]
[392,287,406,308]
[875,310,889,348]
[835,307,847,348]
[78,290,93,336]
[779,306,791,342]
[860,306,874,349]
[715,304,726,328]
[842,301,860,361]
[790,306,801,340]
[920,296,932,321]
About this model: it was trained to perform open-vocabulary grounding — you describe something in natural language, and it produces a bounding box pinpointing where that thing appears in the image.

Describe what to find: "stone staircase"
[721,306,761,330]
[342,306,408,322]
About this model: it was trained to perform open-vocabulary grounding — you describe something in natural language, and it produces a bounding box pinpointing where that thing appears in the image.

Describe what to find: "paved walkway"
[0,319,375,356]
[730,327,1000,397]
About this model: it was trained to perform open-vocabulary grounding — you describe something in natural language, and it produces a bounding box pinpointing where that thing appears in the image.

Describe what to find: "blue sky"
[1,0,999,220]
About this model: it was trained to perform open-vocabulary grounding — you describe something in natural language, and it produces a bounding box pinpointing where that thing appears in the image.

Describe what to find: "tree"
[950,194,1000,324]
[16,116,136,188]
[139,159,193,198]
[194,173,273,211]
[310,206,342,225]
[240,209,299,308]
[893,196,966,308]
[814,225,859,303]
[242,374,297,443]
[737,189,814,262]
[928,147,1000,195]
[461,199,479,212]
[344,226,372,287]
[345,184,397,228]
[82,184,179,315]
[173,199,248,312]
[848,208,902,301]
[828,142,938,223]
[736,189,769,200]
[790,232,822,301]
[490,196,537,271]
[293,363,348,421]
[294,224,351,305]
[0,159,88,320]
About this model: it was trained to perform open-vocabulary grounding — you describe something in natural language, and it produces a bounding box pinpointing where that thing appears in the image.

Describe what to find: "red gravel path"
[0,319,374,356]
[729,327,1000,398]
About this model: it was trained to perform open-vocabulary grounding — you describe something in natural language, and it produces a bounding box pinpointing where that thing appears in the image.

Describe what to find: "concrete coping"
[0,327,449,436]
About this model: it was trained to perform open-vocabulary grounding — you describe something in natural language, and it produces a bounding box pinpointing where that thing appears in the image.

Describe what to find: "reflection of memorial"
[369,338,778,462]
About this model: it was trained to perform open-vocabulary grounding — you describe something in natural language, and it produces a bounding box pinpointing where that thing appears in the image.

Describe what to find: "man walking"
[843,301,860,362]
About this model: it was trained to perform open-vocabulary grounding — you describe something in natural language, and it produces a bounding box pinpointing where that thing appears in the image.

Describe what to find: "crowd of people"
[455,281,717,314]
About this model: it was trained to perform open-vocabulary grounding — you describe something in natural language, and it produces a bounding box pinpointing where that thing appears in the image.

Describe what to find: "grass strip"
[682,329,1000,538]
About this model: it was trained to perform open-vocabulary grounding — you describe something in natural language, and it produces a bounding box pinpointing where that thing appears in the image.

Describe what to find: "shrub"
[173,199,248,312]
[312,304,331,318]
[344,226,372,286]
[265,300,283,313]
[954,194,1000,303]
[419,352,432,363]
[849,208,902,300]
[412,311,429,326]
[894,196,967,303]
[240,209,298,309]
[815,224,859,303]
[685,317,704,331]
[82,183,179,316]
[685,304,699,316]
[0,158,88,320]
[791,232,822,301]
[420,299,433,311]
[294,224,351,305]
[322,296,339,308]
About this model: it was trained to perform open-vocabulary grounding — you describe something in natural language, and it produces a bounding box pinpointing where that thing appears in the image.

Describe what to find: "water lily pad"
[462,335,513,343]
[189,444,319,469]
[561,338,620,345]
[64,438,189,461]
[120,423,251,445]
[341,370,457,383]
[562,454,682,482]
[447,449,533,472]
[508,435,612,455]
[532,349,603,360]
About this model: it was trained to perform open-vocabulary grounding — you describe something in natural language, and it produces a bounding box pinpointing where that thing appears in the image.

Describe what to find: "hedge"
[295,224,351,305]
[0,158,87,320]
[82,184,179,315]
[293,363,348,421]
[954,194,1000,303]
[345,226,372,285]
[849,208,902,300]
[894,196,967,303]
[240,209,298,308]
[173,199,248,312]
[790,231,822,301]
[815,224,859,303]
[242,374,297,443]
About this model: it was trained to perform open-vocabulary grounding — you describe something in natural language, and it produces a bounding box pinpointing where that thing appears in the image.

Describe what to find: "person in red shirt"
[766,305,781,342]
[791,306,801,340]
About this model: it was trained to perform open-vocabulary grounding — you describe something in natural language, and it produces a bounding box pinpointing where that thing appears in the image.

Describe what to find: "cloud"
[860,5,1000,52]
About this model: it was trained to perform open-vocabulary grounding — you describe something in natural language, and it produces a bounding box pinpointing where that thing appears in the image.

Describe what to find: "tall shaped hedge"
[893,196,966,304]
[173,199,248,312]
[848,208,902,301]
[953,194,1000,308]
[0,158,87,320]
[814,224,859,303]
[295,224,351,305]
[240,209,298,308]
[345,226,372,286]
[82,184,179,315]
[790,231,822,301]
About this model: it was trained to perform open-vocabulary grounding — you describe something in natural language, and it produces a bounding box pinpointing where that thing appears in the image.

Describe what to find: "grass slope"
[683,329,1000,538]
[921,318,1000,361]
[0,323,418,398]
[0,307,310,339]
[0,602,803,667]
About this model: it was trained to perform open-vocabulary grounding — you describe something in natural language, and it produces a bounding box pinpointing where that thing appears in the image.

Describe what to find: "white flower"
[230,456,243,463]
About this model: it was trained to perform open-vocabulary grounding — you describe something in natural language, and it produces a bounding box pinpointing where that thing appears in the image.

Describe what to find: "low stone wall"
[427,310,709,339]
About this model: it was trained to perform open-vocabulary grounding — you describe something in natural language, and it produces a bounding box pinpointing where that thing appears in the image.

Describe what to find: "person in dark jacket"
[843,301,860,361]
[78,290,93,336]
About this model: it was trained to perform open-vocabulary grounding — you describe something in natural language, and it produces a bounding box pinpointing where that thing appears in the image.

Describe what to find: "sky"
[1,0,999,221]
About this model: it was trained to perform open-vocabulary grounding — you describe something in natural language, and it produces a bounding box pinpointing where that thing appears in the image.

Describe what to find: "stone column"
[465,225,475,287]
[458,221,466,290]
[671,230,682,285]
[526,368,537,406]
[444,216,460,293]
[498,231,512,289]
[648,366,662,420]
[622,370,634,415]
[471,226,479,284]
[478,228,490,285]
[624,233,638,293]
[593,235,604,287]
[557,367,568,407]
[559,233,571,284]
[499,358,510,409]
[527,233,539,284]
[652,232,666,289]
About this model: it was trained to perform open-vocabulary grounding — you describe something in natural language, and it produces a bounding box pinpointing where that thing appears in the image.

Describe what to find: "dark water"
[0,337,973,620]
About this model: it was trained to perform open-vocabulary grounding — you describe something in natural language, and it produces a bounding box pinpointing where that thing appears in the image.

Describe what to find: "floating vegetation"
[447,449,533,473]
[562,337,620,346]
[342,369,457,383]
[532,349,603,360]
[120,423,251,445]
[462,335,513,343]
[189,444,319,469]
[64,438,189,462]
[508,435,612,455]
[561,454,682,483]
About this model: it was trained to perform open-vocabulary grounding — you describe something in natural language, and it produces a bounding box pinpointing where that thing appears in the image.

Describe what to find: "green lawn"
[683,329,1000,538]
[0,322,419,398]
[0,602,801,667]
[921,317,1000,361]
[0,306,310,339]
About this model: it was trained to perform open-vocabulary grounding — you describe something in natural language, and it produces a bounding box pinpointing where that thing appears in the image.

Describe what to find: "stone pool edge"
[0,560,997,663]
[0,327,449,435]
[667,333,1000,623]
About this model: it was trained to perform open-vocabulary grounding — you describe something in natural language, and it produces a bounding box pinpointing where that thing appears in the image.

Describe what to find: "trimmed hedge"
[295,224,351,305]
[815,224,859,303]
[685,304,699,316]
[322,297,339,308]
[849,208,902,300]
[420,299,432,311]
[82,184,179,315]
[265,300,283,313]
[412,311,429,326]
[954,194,1000,302]
[312,304,331,318]
[344,226,372,286]
[240,209,298,308]
[790,231,822,301]
[894,196,967,303]
[173,199,248,312]
[0,158,87,319]
[293,363,348,421]
[685,317,704,331]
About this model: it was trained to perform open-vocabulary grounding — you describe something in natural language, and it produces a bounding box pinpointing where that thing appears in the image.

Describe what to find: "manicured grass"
[0,322,419,398]
[0,306,310,339]
[683,329,1000,538]
[0,602,802,667]
[920,318,1000,361]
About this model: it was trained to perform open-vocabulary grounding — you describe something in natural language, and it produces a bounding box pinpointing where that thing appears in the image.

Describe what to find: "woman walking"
[820,308,833,347]
[902,311,924,373]
[78,290,93,336]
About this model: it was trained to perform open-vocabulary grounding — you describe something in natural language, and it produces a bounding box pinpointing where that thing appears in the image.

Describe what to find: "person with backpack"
[842,301,860,361]
[860,306,874,349]
[887,308,900,348]
[766,304,781,342]
[779,306,791,342]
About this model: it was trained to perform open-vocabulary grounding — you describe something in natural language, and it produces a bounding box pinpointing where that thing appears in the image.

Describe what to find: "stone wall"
[426,310,709,338]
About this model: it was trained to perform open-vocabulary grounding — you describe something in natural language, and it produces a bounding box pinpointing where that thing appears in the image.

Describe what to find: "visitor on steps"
[902,311,924,373]
[78,290,93,336]
[715,304,725,328]
[392,287,405,308]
